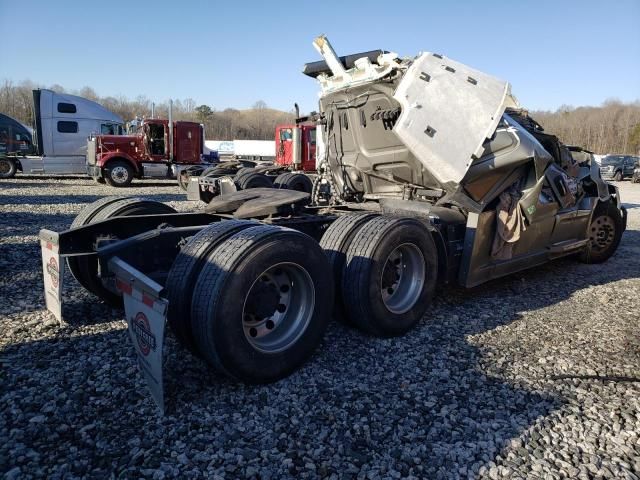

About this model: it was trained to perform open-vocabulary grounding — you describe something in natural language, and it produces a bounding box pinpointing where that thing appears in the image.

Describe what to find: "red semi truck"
[274,123,317,172]
[87,117,207,187]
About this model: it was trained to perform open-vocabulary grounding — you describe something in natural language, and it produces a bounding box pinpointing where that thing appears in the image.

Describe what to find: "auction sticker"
[41,239,64,322]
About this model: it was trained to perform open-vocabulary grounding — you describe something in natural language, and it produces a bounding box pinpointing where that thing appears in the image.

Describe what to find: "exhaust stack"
[168,99,173,161]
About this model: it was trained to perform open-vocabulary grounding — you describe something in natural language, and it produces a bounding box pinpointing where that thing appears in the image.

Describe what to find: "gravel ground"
[1,175,639,479]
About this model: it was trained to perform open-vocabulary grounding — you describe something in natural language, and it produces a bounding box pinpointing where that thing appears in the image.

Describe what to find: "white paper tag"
[41,239,64,323]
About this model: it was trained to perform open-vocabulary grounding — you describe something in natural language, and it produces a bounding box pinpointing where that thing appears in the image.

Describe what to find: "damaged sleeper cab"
[39,36,626,411]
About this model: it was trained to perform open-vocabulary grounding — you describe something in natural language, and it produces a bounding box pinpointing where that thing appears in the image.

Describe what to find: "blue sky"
[1,0,639,114]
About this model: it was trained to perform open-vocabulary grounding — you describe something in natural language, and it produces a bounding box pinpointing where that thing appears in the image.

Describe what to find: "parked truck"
[0,113,34,178]
[1,89,125,178]
[87,111,206,187]
[39,37,625,411]
[182,120,318,199]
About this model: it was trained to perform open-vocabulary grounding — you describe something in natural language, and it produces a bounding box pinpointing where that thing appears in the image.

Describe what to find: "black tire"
[579,200,623,264]
[104,160,134,187]
[342,216,438,337]
[66,196,131,297]
[274,172,314,193]
[613,170,623,182]
[0,157,17,179]
[70,196,128,229]
[70,198,176,305]
[165,219,258,354]
[232,167,256,183]
[319,213,379,323]
[201,166,221,177]
[235,171,273,190]
[190,225,333,383]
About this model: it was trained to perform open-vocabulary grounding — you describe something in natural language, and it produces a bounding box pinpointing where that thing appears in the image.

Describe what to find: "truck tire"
[190,225,333,383]
[0,157,17,179]
[70,198,176,306]
[319,212,379,323]
[201,166,224,177]
[165,219,258,354]
[274,172,313,193]
[235,172,273,190]
[613,170,623,182]
[232,167,256,184]
[579,200,623,264]
[66,196,131,298]
[104,160,134,187]
[342,216,438,337]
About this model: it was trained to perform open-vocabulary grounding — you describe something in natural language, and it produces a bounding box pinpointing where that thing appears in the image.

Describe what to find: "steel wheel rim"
[111,166,129,183]
[589,215,615,251]
[242,262,315,353]
[0,160,11,175]
[380,243,425,314]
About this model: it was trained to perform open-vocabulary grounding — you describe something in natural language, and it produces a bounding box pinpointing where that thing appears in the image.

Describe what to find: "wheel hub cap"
[242,263,315,353]
[381,243,426,314]
[0,160,10,174]
[112,166,128,182]
[589,215,615,251]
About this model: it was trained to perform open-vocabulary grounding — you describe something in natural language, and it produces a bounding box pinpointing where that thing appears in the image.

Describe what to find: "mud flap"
[109,257,169,414]
[41,238,65,323]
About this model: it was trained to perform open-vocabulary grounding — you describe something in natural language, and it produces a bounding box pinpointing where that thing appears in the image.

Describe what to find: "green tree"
[195,104,213,123]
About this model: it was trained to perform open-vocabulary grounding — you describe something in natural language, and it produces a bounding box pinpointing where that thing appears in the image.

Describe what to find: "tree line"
[531,100,640,156]
[0,79,294,141]
[1,79,639,154]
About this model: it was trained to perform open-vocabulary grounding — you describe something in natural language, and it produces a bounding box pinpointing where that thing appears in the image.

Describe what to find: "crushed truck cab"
[40,36,625,411]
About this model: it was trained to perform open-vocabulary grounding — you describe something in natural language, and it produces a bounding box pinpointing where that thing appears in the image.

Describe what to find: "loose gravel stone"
[0,176,639,479]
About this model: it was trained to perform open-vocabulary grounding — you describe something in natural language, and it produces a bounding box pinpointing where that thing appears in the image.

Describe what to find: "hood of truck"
[93,134,142,162]
[391,53,515,191]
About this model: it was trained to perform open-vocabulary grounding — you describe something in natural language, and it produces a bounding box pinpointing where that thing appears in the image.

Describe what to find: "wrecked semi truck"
[39,37,625,409]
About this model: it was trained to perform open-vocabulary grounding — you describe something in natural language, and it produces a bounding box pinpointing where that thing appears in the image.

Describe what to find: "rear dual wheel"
[322,214,438,337]
[167,224,333,383]
[274,172,313,193]
[234,171,273,190]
